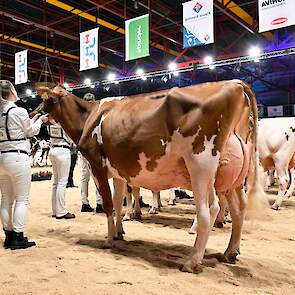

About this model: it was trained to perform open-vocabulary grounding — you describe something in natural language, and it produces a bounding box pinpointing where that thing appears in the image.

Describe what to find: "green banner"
[125,14,149,61]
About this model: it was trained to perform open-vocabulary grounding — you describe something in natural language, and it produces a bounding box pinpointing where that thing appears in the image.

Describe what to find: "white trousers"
[80,156,102,205]
[49,147,71,217]
[0,153,31,233]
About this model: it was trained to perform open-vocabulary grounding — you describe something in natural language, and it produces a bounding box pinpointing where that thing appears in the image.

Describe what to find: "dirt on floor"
[1,160,295,295]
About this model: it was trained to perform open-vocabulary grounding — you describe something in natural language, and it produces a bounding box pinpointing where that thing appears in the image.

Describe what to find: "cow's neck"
[50,96,91,144]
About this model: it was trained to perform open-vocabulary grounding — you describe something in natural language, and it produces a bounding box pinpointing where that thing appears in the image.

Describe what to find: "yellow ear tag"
[41,92,49,100]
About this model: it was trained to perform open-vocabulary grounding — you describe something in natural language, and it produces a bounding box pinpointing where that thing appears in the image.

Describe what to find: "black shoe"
[3,229,13,249]
[56,212,76,219]
[81,204,94,212]
[66,183,77,188]
[96,204,104,213]
[52,215,56,218]
[139,197,150,208]
[10,231,36,250]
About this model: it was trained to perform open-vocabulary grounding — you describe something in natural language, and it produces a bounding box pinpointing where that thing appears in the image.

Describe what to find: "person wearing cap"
[0,80,48,249]
[48,117,75,219]
[80,93,103,213]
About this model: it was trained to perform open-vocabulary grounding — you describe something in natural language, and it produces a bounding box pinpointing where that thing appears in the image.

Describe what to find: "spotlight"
[114,81,119,84]
[84,78,91,85]
[168,62,177,71]
[209,65,216,70]
[136,68,144,76]
[63,82,69,88]
[26,89,32,95]
[141,76,147,81]
[249,46,261,62]
[32,94,36,98]
[204,56,214,65]
[173,71,179,77]
[107,73,116,81]
[90,84,95,89]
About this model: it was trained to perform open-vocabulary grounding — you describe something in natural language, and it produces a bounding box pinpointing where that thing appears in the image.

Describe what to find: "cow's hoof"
[188,227,197,235]
[122,214,132,221]
[148,208,158,214]
[271,205,279,210]
[180,264,194,273]
[220,251,239,264]
[214,221,224,228]
[102,240,114,249]
[134,212,142,221]
[168,200,176,206]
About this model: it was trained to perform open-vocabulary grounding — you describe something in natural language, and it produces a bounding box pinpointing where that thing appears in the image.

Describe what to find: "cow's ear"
[35,86,60,101]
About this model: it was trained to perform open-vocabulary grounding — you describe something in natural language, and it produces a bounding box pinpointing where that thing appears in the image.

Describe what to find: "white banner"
[259,0,295,33]
[268,105,283,117]
[80,28,99,71]
[183,0,214,48]
[15,50,28,85]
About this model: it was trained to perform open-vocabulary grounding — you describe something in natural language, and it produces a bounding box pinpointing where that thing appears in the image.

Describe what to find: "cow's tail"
[240,81,269,218]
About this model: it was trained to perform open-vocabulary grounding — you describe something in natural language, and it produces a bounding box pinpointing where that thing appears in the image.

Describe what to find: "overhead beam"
[215,0,273,41]
[45,0,191,60]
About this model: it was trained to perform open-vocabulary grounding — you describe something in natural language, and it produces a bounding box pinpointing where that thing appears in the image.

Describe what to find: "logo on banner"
[261,0,285,8]
[80,28,99,71]
[193,2,203,13]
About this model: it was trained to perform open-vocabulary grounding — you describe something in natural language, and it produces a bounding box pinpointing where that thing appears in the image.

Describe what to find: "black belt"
[52,145,70,149]
[0,150,29,155]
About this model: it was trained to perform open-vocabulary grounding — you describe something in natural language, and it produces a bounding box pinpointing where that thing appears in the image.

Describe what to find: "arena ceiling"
[0,0,295,107]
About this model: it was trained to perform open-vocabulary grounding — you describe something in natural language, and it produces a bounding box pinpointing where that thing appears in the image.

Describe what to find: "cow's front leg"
[112,179,126,240]
[222,187,247,263]
[91,166,115,248]
[123,190,134,221]
[214,193,227,228]
[132,187,142,220]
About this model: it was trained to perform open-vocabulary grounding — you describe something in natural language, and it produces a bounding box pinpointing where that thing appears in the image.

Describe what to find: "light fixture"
[26,89,32,95]
[173,71,179,77]
[84,78,91,85]
[204,56,214,65]
[107,73,116,81]
[11,17,30,25]
[209,65,216,70]
[141,76,147,81]
[90,84,95,89]
[32,94,36,98]
[168,62,177,71]
[136,68,144,76]
[249,46,261,62]
[63,82,69,88]
[114,81,119,84]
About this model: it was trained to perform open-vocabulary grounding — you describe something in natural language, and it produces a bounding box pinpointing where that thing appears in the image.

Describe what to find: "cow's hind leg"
[272,162,290,210]
[132,187,142,220]
[149,191,160,214]
[222,187,247,263]
[181,155,220,273]
[123,189,134,221]
[113,179,126,240]
[214,193,227,228]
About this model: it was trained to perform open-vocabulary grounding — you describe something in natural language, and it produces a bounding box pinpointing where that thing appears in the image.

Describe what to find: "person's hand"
[40,114,49,123]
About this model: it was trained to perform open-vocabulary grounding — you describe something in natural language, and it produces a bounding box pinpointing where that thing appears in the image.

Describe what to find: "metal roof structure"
[0,0,295,109]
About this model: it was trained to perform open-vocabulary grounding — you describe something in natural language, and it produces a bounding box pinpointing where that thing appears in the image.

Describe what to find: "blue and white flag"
[15,50,28,85]
[80,28,99,71]
[183,0,214,48]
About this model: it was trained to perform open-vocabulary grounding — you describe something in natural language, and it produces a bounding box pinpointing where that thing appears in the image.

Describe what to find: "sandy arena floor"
[1,159,295,295]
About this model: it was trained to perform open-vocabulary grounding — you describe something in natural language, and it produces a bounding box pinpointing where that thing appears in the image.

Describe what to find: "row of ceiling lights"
[24,46,262,95]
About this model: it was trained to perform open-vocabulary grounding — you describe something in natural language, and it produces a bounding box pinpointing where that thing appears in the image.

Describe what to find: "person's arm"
[12,107,48,137]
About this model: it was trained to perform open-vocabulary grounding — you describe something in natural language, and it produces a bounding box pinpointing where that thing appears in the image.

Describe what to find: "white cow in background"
[258,117,295,209]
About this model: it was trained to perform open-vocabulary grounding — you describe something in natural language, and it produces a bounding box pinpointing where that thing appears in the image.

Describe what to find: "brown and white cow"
[36,80,261,272]
[258,117,295,209]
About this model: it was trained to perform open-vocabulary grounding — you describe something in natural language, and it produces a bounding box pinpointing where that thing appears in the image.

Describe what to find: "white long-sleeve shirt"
[48,124,72,147]
[0,101,43,153]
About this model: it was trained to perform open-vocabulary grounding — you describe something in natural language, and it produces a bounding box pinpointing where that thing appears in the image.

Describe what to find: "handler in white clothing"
[0,80,48,249]
[48,120,75,219]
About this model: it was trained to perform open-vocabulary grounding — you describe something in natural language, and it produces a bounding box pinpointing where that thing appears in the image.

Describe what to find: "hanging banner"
[80,28,99,71]
[267,105,283,117]
[183,0,214,48]
[15,50,28,85]
[125,14,149,61]
[259,0,295,33]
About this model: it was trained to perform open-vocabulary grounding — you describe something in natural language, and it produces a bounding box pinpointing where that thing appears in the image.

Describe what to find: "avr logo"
[261,0,285,8]
[193,2,203,13]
